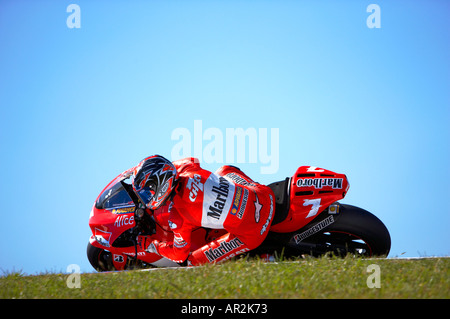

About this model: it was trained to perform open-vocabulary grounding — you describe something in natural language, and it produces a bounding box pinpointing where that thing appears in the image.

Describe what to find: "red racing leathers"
[148,157,275,266]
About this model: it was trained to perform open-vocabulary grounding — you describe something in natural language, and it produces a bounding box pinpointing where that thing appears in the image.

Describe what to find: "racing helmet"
[132,155,178,210]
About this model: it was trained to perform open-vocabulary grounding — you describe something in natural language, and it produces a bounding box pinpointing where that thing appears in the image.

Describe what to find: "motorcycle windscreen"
[96,181,135,210]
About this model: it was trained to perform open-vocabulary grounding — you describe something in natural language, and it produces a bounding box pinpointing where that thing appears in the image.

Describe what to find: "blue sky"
[0,0,448,274]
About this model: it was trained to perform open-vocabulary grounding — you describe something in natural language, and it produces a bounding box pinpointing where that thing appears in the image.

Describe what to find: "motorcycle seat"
[267,178,291,226]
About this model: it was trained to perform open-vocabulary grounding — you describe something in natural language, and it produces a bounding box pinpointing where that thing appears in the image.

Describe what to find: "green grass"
[1,257,448,299]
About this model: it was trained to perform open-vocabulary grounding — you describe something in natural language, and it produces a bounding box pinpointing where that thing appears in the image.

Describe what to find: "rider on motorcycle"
[131,155,275,266]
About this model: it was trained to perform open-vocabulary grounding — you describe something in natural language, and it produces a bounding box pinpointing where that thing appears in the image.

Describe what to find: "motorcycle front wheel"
[86,242,115,271]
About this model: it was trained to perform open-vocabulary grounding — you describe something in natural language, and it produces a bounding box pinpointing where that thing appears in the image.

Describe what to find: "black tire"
[86,242,115,271]
[87,242,149,271]
[255,203,391,258]
[316,204,391,257]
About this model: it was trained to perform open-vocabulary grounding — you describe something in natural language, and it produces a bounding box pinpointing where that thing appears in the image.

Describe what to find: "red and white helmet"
[132,155,178,210]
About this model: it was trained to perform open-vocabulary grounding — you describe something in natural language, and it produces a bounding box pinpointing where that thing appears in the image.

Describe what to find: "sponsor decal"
[260,194,273,235]
[254,193,262,223]
[201,174,235,228]
[225,172,258,187]
[186,174,204,202]
[230,186,248,219]
[168,220,178,229]
[110,206,135,214]
[204,237,245,263]
[113,254,124,263]
[124,251,146,257]
[104,188,113,200]
[114,215,135,227]
[293,215,335,244]
[94,228,111,247]
[160,181,169,194]
[173,233,188,248]
[304,198,322,218]
[238,188,248,219]
[206,176,230,220]
[297,177,343,189]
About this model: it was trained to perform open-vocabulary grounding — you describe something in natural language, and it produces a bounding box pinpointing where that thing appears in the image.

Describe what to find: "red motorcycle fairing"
[89,205,176,267]
[89,170,137,248]
[88,168,174,267]
[269,166,349,233]
[88,169,223,268]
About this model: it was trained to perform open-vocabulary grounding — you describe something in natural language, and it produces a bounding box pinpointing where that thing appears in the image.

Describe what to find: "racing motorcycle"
[87,165,391,271]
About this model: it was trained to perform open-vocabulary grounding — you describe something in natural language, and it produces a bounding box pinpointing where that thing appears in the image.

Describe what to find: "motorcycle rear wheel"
[259,203,391,258]
[305,204,391,257]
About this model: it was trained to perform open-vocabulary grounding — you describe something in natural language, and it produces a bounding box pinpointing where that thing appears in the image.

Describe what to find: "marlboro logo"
[297,178,343,189]
[206,176,230,220]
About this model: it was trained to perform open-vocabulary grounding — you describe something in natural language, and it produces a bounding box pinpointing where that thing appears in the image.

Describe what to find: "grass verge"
[1,256,448,299]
